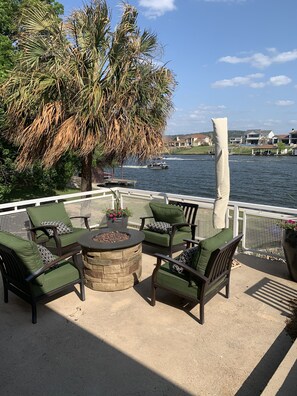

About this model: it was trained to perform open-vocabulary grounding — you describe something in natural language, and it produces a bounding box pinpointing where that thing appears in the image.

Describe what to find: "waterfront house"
[229,135,244,145]
[244,129,277,145]
[288,129,297,145]
[164,133,212,148]
[276,129,297,148]
[185,133,212,146]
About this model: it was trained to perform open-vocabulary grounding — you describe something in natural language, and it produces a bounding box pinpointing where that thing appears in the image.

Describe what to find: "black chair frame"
[140,200,199,257]
[151,234,243,324]
[0,243,85,324]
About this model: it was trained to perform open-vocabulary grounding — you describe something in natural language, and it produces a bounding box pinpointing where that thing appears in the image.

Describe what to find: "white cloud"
[190,104,226,119]
[275,100,295,106]
[262,119,281,127]
[138,0,176,18]
[212,73,264,88]
[212,74,292,89]
[219,49,297,68]
[269,75,292,86]
[249,82,266,88]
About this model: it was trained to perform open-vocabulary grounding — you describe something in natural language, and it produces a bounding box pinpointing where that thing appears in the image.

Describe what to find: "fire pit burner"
[92,231,130,244]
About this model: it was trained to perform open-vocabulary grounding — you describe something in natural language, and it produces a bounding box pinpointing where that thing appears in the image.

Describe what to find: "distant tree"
[277,142,286,153]
[1,0,175,191]
[0,139,78,202]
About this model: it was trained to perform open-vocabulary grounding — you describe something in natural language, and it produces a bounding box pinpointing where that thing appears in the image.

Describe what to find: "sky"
[61,0,297,136]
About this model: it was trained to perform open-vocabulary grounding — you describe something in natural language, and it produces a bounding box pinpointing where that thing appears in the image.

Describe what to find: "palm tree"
[1,0,175,191]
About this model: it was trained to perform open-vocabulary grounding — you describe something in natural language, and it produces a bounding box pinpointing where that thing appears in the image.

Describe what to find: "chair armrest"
[29,225,61,253]
[26,251,81,282]
[139,216,154,230]
[170,222,195,241]
[153,253,208,283]
[29,225,57,239]
[70,215,91,230]
[171,222,189,229]
[171,222,197,230]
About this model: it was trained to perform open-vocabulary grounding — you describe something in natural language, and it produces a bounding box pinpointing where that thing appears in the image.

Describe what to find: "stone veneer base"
[82,243,142,291]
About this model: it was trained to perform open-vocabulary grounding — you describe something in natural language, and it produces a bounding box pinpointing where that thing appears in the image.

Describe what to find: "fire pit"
[78,229,145,291]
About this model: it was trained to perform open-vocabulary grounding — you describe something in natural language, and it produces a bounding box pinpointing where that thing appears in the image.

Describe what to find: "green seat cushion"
[31,261,80,297]
[149,202,190,232]
[27,202,73,238]
[156,262,201,300]
[45,227,88,249]
[157,262,228,301]
[143,229,191,247]
[0,231,44,286]
[193,228,233,275]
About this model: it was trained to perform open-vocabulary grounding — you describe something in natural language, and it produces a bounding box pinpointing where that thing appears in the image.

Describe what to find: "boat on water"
[147,161,169,169]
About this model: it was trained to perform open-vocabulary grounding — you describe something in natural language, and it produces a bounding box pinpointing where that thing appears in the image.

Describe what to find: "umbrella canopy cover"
[212,117,230,229]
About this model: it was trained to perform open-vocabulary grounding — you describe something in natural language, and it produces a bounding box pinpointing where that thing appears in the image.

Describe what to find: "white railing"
[1,186,296,258]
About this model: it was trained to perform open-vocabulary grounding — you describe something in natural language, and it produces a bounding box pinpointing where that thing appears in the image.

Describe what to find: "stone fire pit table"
[78,229,145,291]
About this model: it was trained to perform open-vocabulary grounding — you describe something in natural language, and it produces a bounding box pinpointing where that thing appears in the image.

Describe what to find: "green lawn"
[169,145,255,155]
[4,186,80,203]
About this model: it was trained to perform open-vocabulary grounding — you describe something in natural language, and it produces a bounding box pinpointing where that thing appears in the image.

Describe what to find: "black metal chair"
[151,231,243,324]
[140,200,199,257]
[0,231,85,324]
[26,202,90,255]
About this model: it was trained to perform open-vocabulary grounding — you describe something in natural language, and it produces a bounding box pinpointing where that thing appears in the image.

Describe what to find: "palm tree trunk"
[81,152,93,191]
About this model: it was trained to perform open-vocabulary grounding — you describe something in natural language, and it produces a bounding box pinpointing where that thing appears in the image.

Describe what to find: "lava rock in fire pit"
[92,231,130,244]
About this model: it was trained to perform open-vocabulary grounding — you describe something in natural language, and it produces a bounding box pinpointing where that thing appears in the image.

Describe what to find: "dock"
[96,178,137,187]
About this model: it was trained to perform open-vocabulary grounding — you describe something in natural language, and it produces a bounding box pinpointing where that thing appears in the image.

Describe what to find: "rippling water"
[113,155,297,209]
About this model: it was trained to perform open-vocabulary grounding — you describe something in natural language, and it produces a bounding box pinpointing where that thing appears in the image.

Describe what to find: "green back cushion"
[0,231,44,285]
[27,202,72,228]
[149,202,190,231]
[194,228,233,275]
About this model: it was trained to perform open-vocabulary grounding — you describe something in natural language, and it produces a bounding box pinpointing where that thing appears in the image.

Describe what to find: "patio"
[0,246,296,395]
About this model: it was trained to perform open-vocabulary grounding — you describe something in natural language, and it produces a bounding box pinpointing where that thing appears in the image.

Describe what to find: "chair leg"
[200,302,205,325]
[151,284,156,306]
[3,282,8,303]
[31,302,37,324]
[225,285,229,298]
[226,279,230,298]
[80,281,86,301]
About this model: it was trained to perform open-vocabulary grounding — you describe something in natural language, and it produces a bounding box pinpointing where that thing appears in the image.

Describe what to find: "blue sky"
[61,0,297,135]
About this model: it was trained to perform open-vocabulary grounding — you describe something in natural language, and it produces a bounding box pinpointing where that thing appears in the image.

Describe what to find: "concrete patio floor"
[0,249,297,396]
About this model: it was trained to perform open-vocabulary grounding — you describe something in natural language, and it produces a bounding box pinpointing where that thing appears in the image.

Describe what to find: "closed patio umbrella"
[212,117,230,229]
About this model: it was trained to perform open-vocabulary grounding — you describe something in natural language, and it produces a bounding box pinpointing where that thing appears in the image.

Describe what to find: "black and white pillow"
[145,221,172,234]
[40,221,72,236]
[170,245,199,274]
[37,245,56,265]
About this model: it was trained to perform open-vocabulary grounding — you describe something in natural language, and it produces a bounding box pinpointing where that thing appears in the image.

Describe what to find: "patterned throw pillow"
[37,245,56,265]
[170,245,199,274]
[40,220,73,236]
[146,221,172,234]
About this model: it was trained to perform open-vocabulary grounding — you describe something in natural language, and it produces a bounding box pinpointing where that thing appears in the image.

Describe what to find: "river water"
[113,155,297,209]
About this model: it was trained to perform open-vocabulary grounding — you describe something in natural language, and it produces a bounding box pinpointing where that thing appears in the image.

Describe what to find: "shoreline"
[167,147,297,156]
